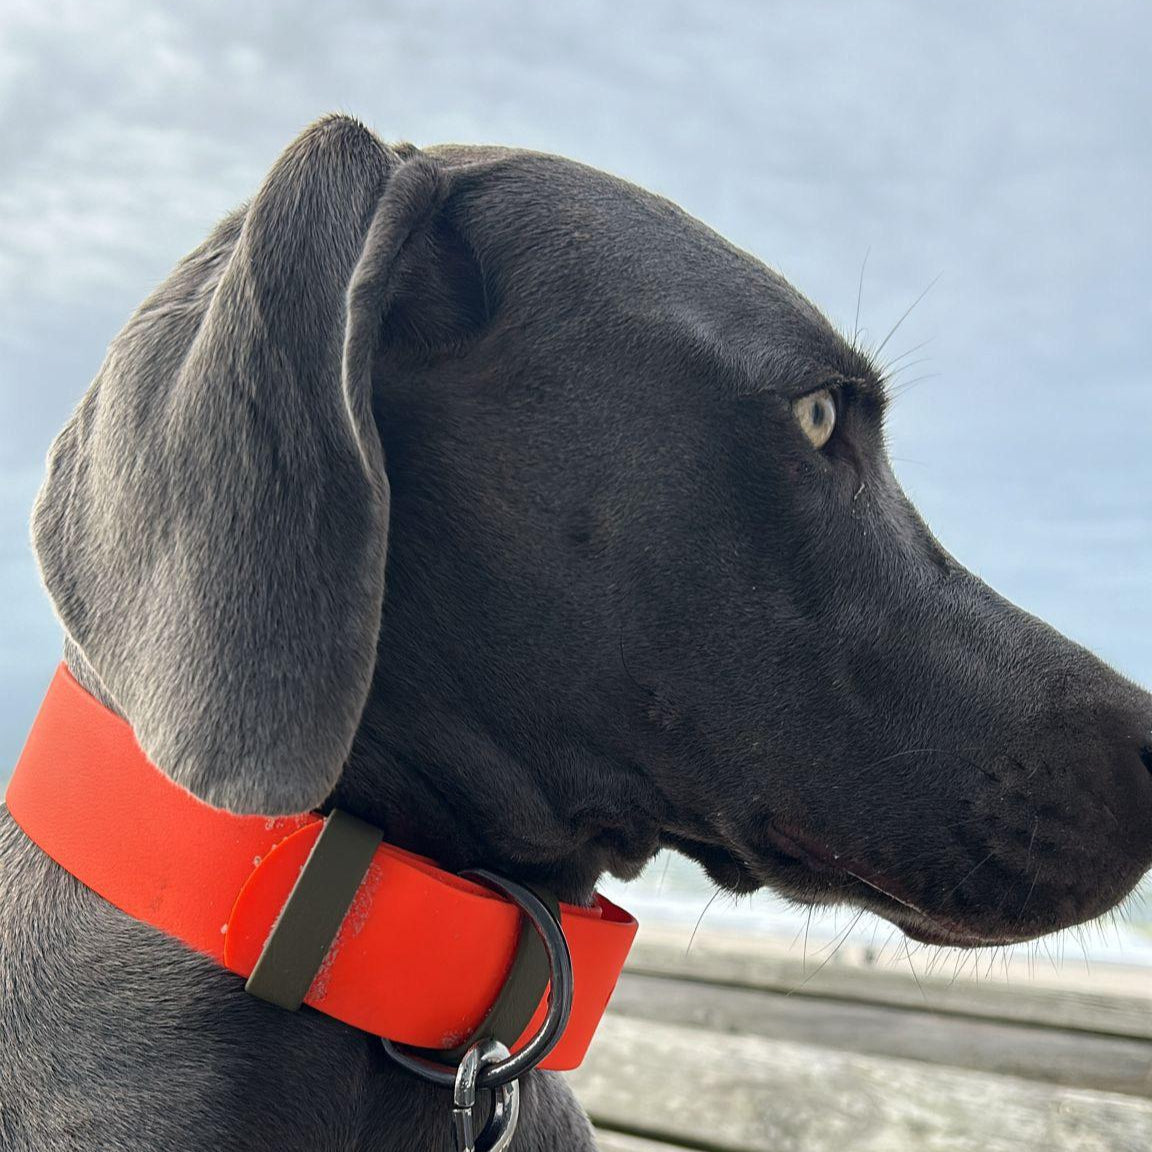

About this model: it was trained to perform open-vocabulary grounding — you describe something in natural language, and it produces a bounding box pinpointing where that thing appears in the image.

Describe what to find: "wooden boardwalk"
[573,929,1152,1152]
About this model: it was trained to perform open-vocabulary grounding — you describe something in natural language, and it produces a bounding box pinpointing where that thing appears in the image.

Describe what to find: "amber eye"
[792,388,837,449]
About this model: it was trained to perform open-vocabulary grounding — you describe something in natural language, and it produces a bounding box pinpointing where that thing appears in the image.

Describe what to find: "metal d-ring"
[380,868,574,1091]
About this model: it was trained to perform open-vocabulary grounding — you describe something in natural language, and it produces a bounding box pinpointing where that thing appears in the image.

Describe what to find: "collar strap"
[5,666,637,1070]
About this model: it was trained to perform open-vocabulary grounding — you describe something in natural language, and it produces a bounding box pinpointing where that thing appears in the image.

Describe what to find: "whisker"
[874,273,942,359]
[879,336,935,377]
[942,850,996,901]
[902,935,929,1004]
[886,372,941,400]
[789,909,866,992]
[686,887,723,957]
[883,357,933,381]
[852,247,871,349]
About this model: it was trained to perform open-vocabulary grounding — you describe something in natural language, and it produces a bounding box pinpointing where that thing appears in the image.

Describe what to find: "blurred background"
[1,3,1149,1149]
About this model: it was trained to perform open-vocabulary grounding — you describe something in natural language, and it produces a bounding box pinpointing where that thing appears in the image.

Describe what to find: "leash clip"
[453,1039,521,1152]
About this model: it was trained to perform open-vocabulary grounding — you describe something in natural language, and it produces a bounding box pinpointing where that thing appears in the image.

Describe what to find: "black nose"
[1141,739,1152,776]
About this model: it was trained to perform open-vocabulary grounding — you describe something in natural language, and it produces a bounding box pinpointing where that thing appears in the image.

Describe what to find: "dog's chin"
[663,827,1048,950]
[661,832,765,895]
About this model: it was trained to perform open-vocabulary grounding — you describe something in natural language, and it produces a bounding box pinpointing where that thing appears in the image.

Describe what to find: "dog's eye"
[792,388,837,449]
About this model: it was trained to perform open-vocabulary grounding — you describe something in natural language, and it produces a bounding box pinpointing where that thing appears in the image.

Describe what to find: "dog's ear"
[32,116,455,814]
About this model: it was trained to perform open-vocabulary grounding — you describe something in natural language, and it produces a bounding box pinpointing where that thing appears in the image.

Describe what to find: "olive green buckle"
[244,809,382,1011]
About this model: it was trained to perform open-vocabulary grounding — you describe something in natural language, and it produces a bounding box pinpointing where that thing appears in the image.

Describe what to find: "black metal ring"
[380,868,574,1090]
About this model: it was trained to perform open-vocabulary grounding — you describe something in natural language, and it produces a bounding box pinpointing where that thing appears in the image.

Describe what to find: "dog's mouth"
[663,822,1042,950]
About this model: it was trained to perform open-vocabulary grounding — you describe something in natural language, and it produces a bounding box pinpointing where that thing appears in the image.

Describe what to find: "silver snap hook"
[453,1038,521,1152]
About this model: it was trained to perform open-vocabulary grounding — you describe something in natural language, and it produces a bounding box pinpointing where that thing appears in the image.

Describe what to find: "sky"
[1,1,1150,783]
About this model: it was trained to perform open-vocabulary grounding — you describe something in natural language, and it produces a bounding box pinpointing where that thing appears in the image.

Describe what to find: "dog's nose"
[1103,720,1152,859]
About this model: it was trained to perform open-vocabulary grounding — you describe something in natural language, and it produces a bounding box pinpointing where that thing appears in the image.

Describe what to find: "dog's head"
[34,117,1152,948]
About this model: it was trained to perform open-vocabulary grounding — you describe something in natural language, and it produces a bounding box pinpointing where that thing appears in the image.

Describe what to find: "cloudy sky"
[1,0,1149,782]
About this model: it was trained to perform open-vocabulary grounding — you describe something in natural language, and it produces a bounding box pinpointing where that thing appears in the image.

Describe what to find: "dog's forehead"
[429,144,866,393]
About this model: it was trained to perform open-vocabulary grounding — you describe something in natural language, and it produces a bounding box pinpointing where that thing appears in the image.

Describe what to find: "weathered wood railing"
[573,928,1152,1152]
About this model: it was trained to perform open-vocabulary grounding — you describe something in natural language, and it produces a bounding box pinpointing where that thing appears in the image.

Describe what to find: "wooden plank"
[626,936,1152,1041]
[610,972,1152,1098]
[595,1132,693,1152]
[570,1016,1152,1152]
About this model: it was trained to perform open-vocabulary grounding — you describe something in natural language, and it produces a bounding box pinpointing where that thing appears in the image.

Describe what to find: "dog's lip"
[893,917,1016,948]
[761,821,848,877]
[672,820,1042,947]
[756,820,1039,948]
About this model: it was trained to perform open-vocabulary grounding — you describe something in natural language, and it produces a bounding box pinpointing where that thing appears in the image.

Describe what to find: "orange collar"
[5,665,637,1071]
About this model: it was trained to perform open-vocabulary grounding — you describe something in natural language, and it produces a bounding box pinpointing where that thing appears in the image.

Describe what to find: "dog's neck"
[59,640,651,907]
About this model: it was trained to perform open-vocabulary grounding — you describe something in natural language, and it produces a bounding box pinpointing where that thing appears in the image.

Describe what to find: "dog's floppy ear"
[33,116,449,814]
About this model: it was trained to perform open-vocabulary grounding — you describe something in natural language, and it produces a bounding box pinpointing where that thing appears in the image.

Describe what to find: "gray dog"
[2,115,1150,1150]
